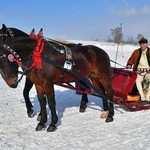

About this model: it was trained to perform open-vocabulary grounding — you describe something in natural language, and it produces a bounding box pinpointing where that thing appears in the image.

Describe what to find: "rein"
[42,56,114,104]
[43,37,65,53]
[110,59,125,68]
[17,56,33,83]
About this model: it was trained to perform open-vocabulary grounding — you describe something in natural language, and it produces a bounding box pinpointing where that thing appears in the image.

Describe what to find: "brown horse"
[0,36,114,132]
[0,24,90,118]
[0,24,38,117]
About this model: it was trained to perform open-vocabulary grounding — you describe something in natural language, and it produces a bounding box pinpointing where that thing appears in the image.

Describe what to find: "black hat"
[139,37,148,44]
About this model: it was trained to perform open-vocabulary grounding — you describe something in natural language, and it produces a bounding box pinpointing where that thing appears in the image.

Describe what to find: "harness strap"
[64,45,72,60]
[42,56,113,104]
[0,34,7,36]
[110,59,125,68]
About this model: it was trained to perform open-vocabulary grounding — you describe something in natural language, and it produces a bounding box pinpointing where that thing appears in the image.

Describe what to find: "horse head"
[0,24,29,44]
[0,45,19,88]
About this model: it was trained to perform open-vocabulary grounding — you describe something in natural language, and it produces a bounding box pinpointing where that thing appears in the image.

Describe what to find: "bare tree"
[126,36,137,45]
[109,24,123,44]
[107,25,145,45]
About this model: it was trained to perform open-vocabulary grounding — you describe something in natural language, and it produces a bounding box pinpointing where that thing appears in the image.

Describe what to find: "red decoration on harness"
[33,37,44,69]
[7,53,23,67]
[29,28,44,69]
[8,54,14,62]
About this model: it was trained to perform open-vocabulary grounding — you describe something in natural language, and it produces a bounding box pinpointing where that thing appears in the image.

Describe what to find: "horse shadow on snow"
[26,89,104,128]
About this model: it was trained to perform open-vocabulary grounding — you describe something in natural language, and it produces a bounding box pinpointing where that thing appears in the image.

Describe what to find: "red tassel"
[33,51,42,69]
[32,37,44,69]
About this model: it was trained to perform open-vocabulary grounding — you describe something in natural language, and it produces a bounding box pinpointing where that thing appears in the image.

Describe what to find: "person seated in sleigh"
[126,37,150,101]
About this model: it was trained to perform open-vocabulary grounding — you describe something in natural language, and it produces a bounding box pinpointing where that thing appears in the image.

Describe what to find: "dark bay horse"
[0,24,90,118]
[0,35,114,132]
[0,24,36,117]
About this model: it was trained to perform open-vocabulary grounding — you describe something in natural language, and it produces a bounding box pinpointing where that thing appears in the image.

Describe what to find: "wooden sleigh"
[110,67,150,111]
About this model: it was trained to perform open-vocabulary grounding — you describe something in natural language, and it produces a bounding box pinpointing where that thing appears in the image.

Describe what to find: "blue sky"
[1,0,150,41]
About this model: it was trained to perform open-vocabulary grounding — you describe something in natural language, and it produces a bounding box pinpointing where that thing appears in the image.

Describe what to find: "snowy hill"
[0,40,150,150]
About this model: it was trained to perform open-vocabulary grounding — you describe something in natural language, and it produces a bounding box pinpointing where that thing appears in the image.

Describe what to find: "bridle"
[0,28,14,38]
[1,44,22,67]
[0,28,35,83]
[0,44,33,83]
[0,53,6,59]
[0,50,17,80]
[0,33,7,37]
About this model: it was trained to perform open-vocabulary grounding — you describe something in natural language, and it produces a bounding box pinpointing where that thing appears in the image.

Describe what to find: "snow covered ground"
[0,40,150,150]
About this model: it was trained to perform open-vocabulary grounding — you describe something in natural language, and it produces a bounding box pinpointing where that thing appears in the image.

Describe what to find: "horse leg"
[45,84,58,132]
[90,75,114,122]
[98,82,109,119]
[35,85,47,131]
[76,80,89,112]
[106,97,114,123]
[23,77,35,117]
[79,93,89,112]
[99,75,114,122]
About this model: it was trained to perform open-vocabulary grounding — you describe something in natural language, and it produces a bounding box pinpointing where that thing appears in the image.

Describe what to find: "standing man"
[126,37,150,101]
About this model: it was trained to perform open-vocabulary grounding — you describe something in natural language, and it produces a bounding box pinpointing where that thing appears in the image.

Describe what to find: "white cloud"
[108,6,150,16]
[141,6,150,14]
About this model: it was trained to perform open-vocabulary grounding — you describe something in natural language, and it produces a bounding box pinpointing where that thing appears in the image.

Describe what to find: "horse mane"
[45,37,82,48]
[7,27,29,37]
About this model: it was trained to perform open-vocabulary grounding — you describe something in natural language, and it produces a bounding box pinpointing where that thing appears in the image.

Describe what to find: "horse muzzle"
[5,76,18,88]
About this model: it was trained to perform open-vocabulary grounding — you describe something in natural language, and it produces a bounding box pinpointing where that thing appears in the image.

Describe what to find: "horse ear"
[39,28,43,33]
[37,28,43,39]
[29,28,36,38]
[38,28,43,35]
[2,24,7,31]
[31,28,35,33]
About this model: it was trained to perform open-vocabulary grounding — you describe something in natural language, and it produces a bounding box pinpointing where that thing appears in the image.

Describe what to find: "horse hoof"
[37,115,41,121]
[79,105,87,113]
[35,124,45,131]
[79,107,86,113]
[28,111,35,118]
[105,117,113,123]
[47,125,57,132]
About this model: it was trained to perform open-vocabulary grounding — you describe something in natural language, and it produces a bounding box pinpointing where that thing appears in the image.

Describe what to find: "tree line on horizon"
[106,25,144,45]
